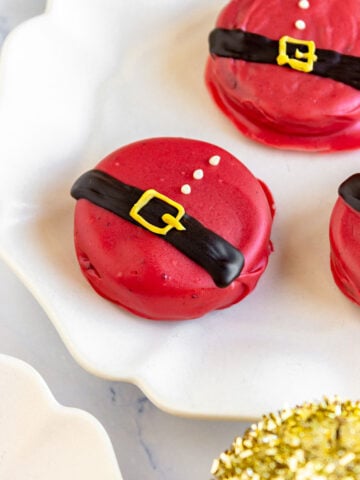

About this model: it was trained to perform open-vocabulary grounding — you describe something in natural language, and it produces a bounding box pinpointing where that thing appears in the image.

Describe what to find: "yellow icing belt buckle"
[130,189,186,235]
[277,36,318,73]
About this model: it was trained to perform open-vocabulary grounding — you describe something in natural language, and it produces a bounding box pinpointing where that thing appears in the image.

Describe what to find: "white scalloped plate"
[1,0,360,419]
[0,354,122,479]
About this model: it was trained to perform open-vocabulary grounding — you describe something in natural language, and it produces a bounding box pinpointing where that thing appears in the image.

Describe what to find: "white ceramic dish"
[0,354,122,479]
[0,0,360,419]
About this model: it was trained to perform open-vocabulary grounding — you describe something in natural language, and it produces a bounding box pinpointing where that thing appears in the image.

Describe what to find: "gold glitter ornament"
[211,398,360,480]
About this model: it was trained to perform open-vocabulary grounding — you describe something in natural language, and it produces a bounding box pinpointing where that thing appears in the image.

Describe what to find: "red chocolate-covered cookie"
[330,174,360,305]
[206,0,360,151]
[71,138,274,320]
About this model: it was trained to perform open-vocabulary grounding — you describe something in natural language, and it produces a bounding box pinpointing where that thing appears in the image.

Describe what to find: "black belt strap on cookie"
[71,169,244,288]
[209,28,360,90]
[339,173,360,212]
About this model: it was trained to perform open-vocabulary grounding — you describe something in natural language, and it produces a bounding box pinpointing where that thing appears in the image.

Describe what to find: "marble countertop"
[0,2,250,479]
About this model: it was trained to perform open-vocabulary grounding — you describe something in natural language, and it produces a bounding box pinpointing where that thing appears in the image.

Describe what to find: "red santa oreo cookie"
[71,138,274,320]
[206,0,360,151]
[330,174,360,306]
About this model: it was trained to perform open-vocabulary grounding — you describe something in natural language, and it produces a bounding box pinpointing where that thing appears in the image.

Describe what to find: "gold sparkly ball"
[211,398,360,480]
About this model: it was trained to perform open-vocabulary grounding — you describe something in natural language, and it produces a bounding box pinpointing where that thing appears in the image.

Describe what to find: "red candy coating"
[206,0,360,151]
[330,195,360,306]
[73,138,274,320]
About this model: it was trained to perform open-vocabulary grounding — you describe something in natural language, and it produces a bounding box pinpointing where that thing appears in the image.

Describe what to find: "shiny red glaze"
[73,138,274,320]
[330,197,360,305]
[206,0,360,151]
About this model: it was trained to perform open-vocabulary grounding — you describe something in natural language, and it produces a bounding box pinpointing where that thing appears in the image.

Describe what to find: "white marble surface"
[0,2,250,479]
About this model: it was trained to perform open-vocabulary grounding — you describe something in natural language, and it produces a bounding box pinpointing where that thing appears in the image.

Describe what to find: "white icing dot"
[209,155,221,166]
[181,184,191,194]
[193,168,204,180]
[298,0,310,9]
[295,19,306,30]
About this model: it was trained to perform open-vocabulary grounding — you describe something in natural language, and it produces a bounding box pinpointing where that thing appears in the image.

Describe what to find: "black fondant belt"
[71,169,244,288]
[209,28,360,90]
[339,173,360,212]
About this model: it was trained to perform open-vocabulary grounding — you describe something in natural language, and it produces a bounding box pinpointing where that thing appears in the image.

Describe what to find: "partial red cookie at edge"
[72,138,275,320]
[206,0,360,151]
[330,174,360,305]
